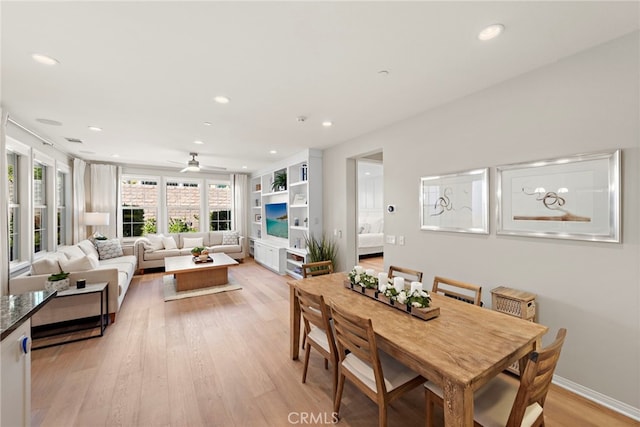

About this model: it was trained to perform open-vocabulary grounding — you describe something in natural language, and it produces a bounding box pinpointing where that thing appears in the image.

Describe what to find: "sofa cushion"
[211,244,241,254]
[145,248,180,260]
[59,245,87,260]
[96,239,124,260]
[77,239,100,259]
[182,236,203,249]
[30,255,63,275]
[222,231,239,245]
[162,236,178,250]
[59,255,100,272]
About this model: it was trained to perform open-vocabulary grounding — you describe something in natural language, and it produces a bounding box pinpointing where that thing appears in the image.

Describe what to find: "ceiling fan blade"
[200,165,227,171]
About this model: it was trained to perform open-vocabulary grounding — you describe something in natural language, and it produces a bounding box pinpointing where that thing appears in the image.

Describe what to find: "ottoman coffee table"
[164,253,239,292]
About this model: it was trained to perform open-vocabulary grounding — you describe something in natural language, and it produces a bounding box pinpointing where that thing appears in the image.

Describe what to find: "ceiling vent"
[65,137,83,143]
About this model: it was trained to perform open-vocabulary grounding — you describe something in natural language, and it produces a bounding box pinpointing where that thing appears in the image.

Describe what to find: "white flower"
[412,301,422,307]
[354,266,365,275]
[354,274,361,283]
[379,283,388,293]
[396,291,407,304]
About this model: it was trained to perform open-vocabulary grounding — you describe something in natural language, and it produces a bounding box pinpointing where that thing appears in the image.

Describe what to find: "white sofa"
[134,231,245,273]
[9,239,136,324]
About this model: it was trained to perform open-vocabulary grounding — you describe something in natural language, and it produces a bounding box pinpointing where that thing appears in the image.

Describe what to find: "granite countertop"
[1,290,56,340]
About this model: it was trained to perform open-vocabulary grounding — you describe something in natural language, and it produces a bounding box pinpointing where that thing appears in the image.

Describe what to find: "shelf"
[290,204,307,208]
[287,259,303,268]
[289,180,308,187]
[252,190,262,194]
[287,247,307,256]
[286,269,303,280]
[252,206,262,209]
[290,226,308,231]
[252,222,261,225]
[262,190,288,197]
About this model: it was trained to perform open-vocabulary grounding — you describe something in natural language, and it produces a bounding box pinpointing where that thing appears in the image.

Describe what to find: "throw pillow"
[182,237,203,249]
[59,245,87,260]
[77,239,100,259]
[162,236,178,250]
[30,256,62,275]
[222,231,239,245]
[96,238,124,260]
[59,255,99,272]
[147,234,165,251]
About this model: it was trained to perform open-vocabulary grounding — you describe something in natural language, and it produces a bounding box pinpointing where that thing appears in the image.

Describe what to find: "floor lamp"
[84,212,110,239]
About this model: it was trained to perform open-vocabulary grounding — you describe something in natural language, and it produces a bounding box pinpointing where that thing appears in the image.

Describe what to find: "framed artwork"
[496,150,620,242]
[420,168,489,234]
[292,193,307,205]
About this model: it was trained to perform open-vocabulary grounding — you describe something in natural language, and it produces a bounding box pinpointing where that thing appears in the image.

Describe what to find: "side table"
[32,282,109,350]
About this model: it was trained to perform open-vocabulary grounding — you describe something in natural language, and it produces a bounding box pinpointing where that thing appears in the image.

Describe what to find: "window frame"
[207,180,233,231]
[120,175,161,239]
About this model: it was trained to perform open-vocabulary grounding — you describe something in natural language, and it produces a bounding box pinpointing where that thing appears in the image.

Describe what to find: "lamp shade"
[84,212,110,226]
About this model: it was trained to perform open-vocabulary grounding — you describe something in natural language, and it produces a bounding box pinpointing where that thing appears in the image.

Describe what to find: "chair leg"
[378,403,388,427]
[301,340,311,384]
[334,373,346,416]
[331,360,338,402]
[425,388,434,427]
[324,358,329,370]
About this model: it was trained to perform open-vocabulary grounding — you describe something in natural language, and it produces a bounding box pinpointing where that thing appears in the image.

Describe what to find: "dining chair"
[330,302,425,427]
[432,276,483,306]
[296,287,339,399]
[425,328,567,427]
[387,265,423,284]
[302,260,334,278]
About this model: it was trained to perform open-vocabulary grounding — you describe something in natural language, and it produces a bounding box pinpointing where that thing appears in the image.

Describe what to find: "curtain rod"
[7,116,55,147]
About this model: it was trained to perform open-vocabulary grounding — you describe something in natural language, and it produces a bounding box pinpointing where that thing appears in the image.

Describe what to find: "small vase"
[45,278,70,292]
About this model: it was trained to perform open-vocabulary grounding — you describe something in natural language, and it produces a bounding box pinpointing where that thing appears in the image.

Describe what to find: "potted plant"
[303,234,338,270]
[191,246,206,257]
[271,172,287,192]
[45,271,70,291]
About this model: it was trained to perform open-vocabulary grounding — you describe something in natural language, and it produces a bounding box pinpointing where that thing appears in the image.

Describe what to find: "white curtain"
[72,158,87,243]
[1,110,8,295]
[231,173,247,239]
[90,164,119,239]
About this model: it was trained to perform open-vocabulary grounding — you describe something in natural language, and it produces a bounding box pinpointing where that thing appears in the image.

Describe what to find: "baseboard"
[553,375,640,421]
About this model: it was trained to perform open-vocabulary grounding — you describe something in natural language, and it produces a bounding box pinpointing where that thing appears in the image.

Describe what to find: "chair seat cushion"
[425,374,543,427]
[307,326,331,353]
[342,349,421,392]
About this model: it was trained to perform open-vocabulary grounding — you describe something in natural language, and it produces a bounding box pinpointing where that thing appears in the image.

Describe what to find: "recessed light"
[88,126,102,132]
[242,165,248,169]
[478,24,504,41]
[194,140,204,145]
[322,121,333,127]
[32,53,59,65]
[214,96,230,104]
[270,150,277,154]
[36,118,62,126]
[203,122,212,126]
[111,154,120,158]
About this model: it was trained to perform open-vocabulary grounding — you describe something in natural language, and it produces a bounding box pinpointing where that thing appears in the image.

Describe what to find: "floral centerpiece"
[382,286,431,308]
[347,266,378,289]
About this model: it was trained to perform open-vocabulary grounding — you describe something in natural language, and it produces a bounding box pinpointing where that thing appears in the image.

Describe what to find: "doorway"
[356,154,383,267]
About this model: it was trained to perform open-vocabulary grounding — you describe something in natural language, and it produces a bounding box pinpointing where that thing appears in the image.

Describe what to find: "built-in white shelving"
[249,149,322,276]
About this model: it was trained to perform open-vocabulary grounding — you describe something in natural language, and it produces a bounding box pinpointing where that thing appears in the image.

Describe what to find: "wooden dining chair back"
[302,260,334,278]
[330,302,425,427]
[387,265,423,284]
[432,276,483,306]
[425,328,568,427]
[295,287,339,398]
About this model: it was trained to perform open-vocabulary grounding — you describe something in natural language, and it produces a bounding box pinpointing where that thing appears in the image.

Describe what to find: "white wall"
[323,32,639,411]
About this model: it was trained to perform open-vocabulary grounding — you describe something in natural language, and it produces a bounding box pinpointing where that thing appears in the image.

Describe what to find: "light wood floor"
[31,257,636,427]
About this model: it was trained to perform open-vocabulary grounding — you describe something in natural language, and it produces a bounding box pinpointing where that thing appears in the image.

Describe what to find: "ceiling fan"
[169,152,227,173]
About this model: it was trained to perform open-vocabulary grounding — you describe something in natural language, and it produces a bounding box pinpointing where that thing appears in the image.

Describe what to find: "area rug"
[163,275,242,301]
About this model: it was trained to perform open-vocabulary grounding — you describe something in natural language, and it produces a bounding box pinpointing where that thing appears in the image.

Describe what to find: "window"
[208,182,232,231]
[166,180,199,232]
[121,177,159,237]
[57,170,68,245]
[7,152,19,262]
[33,161,47,253]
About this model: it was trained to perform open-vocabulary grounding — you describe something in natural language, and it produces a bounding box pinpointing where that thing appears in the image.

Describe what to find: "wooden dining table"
[288,273,548,427]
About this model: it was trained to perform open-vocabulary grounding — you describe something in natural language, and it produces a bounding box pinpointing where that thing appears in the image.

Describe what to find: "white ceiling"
[2,1,638,174]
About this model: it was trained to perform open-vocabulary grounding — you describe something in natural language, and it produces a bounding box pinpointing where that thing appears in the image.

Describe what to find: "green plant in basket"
[191,246,206,256]
[47,271,70,282]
